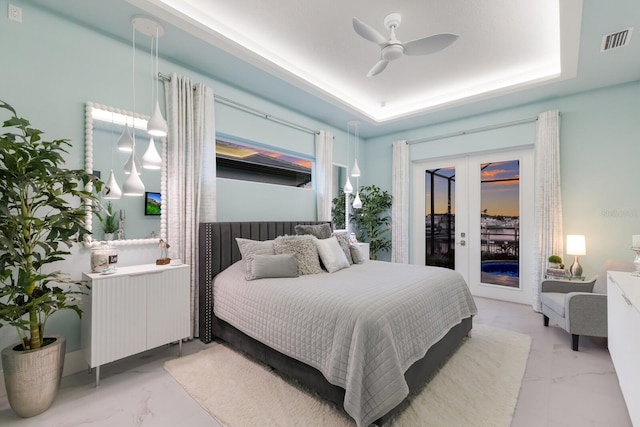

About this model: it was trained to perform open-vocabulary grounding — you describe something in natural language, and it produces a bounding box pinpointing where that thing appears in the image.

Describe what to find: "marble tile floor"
[0,297,632,427]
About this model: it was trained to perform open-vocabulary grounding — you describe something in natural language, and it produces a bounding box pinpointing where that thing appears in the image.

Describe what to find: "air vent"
[601,27,633,52]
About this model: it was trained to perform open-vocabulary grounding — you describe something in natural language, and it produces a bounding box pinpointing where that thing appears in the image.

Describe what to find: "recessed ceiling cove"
[132,0,580,123]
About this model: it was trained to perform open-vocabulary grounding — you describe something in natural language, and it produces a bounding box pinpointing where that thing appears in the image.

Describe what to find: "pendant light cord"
[131,24,136,151]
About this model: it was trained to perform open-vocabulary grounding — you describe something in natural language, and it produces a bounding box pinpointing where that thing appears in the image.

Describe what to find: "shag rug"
[164,324,531,426]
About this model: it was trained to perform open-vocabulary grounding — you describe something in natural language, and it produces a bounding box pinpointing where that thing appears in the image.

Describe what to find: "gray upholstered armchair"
[541,259,634,351]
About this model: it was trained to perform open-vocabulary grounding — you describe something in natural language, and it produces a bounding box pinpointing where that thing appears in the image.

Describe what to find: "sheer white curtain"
[391,140,410,263]
[315,130,333,222]
[164,73,216,337]
[533,109,563,311]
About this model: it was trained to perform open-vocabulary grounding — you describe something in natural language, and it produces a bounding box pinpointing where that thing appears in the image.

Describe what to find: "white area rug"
[164,324,531,426]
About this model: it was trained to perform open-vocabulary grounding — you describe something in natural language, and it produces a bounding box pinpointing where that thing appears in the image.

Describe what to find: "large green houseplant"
[0,100,102,417]
[332,185,393,260]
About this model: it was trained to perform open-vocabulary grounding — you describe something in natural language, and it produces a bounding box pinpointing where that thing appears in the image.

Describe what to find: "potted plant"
[0,100,102,417]
[349,185,393,260]
[548,255,563,268]
[102,201,119,241]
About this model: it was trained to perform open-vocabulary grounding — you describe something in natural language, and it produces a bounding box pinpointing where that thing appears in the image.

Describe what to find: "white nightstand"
[357,242,370,260]
[81,263,190,386]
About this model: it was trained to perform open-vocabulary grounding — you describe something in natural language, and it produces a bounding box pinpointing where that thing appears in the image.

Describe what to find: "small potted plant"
[102,201,119,241]
[0,100,102,417]
[548,255,563,268]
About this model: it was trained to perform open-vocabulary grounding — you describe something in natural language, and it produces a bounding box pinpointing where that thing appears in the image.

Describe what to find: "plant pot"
[1,335,66,418]
[104,233,114,241]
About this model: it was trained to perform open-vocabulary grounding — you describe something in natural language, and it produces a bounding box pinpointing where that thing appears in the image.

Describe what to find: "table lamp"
[566,235,586,277]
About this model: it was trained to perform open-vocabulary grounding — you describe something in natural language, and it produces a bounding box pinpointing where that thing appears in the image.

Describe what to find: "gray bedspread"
[213,260,477,426]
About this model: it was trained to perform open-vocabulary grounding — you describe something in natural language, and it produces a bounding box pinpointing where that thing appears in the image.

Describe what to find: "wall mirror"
[85,102,166,246]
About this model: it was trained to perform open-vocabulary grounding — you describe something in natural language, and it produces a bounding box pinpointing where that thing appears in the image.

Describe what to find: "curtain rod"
[158,72,319,135]
[407,116,538,145]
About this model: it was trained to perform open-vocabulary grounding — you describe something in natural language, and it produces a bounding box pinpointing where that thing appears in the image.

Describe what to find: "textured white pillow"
[273,235,323,275]
[332,231,353,264]
[315,236,350,273]
[245,253,298,280]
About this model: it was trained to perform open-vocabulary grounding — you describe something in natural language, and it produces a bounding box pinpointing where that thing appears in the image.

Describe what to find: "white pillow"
[315,236,350,273]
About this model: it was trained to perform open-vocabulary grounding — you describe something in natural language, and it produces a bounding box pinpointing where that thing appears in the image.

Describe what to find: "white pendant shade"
[353,192,362,209]
[124,151,142,175]
[142,137,162,169]
[147,101,168,137]
[103,169,122,200]
[343,176,353,194]
[117,123,134,152]
[351,159,361,177]
[122,161,145,196]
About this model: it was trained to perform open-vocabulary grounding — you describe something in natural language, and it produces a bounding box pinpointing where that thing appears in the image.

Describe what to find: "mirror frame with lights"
[85,101,166,246]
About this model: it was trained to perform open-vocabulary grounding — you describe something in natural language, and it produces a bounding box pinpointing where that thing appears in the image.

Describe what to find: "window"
[216,138,313,188]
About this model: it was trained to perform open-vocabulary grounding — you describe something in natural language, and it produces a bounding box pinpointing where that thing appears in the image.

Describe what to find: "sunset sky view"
[425,160,520,217]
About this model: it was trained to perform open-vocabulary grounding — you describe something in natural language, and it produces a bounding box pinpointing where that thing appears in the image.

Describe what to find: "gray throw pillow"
[273,235,323,275]
[350,244,366,264]
[295,223,332,240]
[245,253,299,280]
[235,238,274,259]
[332,231,353,264]
[315,236,350,273]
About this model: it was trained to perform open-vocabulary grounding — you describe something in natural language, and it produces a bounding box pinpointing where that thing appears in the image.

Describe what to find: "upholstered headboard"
[198,221,330,342]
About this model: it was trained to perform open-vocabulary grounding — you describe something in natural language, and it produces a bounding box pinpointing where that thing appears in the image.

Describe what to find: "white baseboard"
[0,349,86,399]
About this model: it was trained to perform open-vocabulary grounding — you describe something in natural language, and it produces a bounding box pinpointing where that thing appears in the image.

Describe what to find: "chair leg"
[543,315,549,327]
[571,334,579,351]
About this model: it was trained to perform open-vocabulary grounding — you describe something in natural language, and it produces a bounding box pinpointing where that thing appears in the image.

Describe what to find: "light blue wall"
[0,1,349,357]
[364,81,640,270]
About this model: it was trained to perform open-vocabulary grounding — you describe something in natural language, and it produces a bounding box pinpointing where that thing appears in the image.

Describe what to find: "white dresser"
[81,263,190,386]
[607,270,640,426]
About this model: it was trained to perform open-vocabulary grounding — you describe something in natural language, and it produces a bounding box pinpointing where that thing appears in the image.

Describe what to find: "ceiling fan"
[353,13,459,77]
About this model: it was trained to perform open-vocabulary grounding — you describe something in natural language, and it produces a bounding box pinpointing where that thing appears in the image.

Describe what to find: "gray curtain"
[164,73,216,337]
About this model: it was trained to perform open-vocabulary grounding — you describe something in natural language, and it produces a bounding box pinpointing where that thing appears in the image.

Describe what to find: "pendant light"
[143,19,168,137]
[343,121,353,194]
[117,123,134,152]
[353,191,362,209]
[123,18,145,197]
[123,150,142,175]
[142,137,161,169]
[103,116,122,200]
[350,120,361,177]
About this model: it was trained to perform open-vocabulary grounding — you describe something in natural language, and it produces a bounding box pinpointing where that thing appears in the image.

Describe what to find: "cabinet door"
[91,275,147,366]
[146,266,190,349]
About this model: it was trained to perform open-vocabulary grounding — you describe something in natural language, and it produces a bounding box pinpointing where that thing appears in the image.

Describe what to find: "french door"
[412,148,534,304]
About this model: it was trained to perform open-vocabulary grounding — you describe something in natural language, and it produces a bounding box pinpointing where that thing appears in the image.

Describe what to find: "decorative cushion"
[273,235,323,275]
[235,238,274,259]
[245,253,299,280]
[332,231,353,264]
[295,223,332,240]
[314,236,350,273]
[350,244,366,264]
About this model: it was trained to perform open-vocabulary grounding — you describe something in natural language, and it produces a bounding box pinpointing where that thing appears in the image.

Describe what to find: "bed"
[199,221,477,426]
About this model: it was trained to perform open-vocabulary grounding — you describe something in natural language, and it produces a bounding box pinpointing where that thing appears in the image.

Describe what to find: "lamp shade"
[351,159,361,177]
[343,176,353,194]
[353,192,362,209]
[124,151,142,175]
[566,235,586,255]
[147,101,168,137]
[102,169,122,200]
[117,123,134,152]
[142,137,162,169]
[122,161,145,196]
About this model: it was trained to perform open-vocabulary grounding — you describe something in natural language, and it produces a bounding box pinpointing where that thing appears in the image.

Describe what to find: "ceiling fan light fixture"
[382,44,404,61]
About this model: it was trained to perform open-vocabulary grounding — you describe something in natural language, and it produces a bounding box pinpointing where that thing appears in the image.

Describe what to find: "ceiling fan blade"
[403,33,459,56]
[353,17,388,46]
[367,59,389,77]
